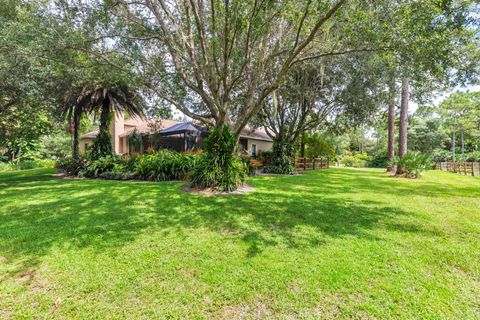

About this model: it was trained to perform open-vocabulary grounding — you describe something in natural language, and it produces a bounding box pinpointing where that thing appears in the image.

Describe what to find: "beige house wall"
[110,112,125,154]
[79,138,94,155]
[246,139,272,156]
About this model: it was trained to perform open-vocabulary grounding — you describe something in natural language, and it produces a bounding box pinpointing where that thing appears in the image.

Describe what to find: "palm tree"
[82,85,144,159]
[63,87,91,160]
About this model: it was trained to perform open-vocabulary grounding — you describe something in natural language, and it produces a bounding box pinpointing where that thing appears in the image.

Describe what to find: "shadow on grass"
[0,168,465,276]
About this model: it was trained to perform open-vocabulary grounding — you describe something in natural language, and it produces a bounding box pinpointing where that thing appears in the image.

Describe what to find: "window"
[239,138,248,151]
[251,144,257,157]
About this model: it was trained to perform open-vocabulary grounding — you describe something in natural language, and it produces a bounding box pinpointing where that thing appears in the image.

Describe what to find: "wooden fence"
[295,157,329,171]
[435,162,480,177]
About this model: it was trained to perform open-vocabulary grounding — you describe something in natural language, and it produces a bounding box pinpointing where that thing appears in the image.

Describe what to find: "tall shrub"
[263,139,296,174]
[191,125,246,191]
[90,131,113,160]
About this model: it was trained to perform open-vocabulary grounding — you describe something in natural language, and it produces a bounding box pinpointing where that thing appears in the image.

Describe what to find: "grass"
[0,168,479,319]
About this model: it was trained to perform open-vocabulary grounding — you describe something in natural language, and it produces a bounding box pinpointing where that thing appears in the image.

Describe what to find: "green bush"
[393,152,431,178]
[263,139,296,174]
[90,132,113,160]
[367,151,389,168]
[0,160,56,172]
[463,151,480,162]
[135,150,198,181]
[191,125,246,191]
[98,171,137,180]
[257,150,273,166]
[0,162,17,172]
[56,157,85,176]
[341,153,369,168]
[431,149,452,162]
[81,155,124,178]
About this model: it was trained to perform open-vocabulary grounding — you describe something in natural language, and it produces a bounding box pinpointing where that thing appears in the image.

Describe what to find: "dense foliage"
[262,140,296,175]
[191,126,246,191]
[90,132,113,161]
[341,153,369,168]
[58,151,200,182]
[0,160,55,172]
[135,151,198,181]
[393,152,431,178]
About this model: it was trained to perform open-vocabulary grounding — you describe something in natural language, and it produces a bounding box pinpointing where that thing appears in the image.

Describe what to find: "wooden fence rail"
[295,157,329,171]
[435,162,480,177]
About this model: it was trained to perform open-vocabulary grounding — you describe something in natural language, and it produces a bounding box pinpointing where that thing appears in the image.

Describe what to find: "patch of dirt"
[182,184,254,195]
[51,173,85,180]
[18,269,35,282]
[221,301,273,319]
[0,256,6,263]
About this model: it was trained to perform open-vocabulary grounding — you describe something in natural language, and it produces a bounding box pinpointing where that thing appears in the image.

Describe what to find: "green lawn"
[0,168,479,319]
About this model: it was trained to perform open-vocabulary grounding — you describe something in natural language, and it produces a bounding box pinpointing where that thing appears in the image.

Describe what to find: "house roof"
[239,127,273,142]
[80,118,180,140]
[80,117,272,143]
[159,122,204,136]
[80,130,99,139]
[118,119,180,138]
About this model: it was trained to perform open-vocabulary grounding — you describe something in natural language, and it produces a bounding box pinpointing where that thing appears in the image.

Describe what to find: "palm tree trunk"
[396,78,409,175]
[72,106,82,160]
[99,99,110,136]
[387,100,395,172]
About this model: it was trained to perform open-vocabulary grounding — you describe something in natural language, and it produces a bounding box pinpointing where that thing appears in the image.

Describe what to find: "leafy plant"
[127,129,143,154]
[81,155,124,178]
[367,150,389,168]
[56,157,85,176]
[135,150,198,181]
[341,153,369,168]
[191,125,246,191]
[393,152,431,178]
[263,140,296,174]
[90,131,113,160]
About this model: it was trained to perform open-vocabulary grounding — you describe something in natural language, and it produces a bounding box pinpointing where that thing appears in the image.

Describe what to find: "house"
[79,112,273,157]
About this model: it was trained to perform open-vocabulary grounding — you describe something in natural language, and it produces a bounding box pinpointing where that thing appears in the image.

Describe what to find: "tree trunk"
[300,133,306,157]
[396,78,409,175]
[99,99,110,137]
[72,106,82,160]
[387,100,395,173]
[91,99,113,159]
[461,126,464,159]
[452,130,456,162]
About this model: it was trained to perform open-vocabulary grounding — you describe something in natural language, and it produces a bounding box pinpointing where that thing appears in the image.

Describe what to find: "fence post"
[313,158,316,170]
